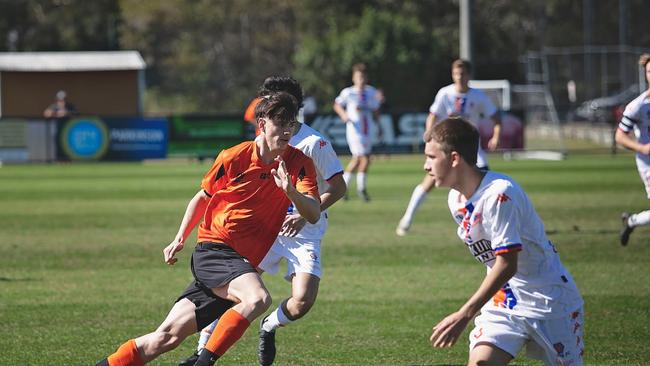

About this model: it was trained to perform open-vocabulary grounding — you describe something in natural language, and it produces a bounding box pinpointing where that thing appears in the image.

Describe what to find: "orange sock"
[107,339,144,366]
[204,308,251,356]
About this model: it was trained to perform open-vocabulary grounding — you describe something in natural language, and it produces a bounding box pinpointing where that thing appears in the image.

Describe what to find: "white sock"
[357,172,367,192]
[197,319,218,352]
[343,171,354,190]
[261,305,293,332]
[400,184,428,228]
[629,210,650,227]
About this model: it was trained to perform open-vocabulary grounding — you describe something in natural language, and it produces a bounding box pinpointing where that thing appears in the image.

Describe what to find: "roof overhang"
[0,51,146,72]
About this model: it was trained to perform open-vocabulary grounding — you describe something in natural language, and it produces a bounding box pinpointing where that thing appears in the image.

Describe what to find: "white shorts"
[346,126,372,156]
[257,236,322,281]
[469,307,584,366]
[635,160,650,199]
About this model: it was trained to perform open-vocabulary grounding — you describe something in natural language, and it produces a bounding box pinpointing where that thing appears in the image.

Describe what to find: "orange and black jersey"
[198,141,319,266]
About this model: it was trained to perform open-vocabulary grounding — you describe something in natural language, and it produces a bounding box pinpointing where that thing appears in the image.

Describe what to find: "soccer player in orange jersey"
[96,92,321,366]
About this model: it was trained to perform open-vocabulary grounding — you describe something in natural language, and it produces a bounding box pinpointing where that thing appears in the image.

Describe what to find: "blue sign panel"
[103,118,168,160]
[58,117,168,161]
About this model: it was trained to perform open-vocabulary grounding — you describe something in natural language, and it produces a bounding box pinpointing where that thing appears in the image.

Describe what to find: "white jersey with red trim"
[335,85,380,138]
[618,91,650,167]
[447,172,583,319]
[286,123,344,240]
[430,84,498,167]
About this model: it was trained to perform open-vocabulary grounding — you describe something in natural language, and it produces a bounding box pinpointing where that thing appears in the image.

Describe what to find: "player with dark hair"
[396,58,501,236]
[96,91,321,366]
[425,117,583,366]
[180,76,346,366]
[245,76,306,137]
[615,53,650,246]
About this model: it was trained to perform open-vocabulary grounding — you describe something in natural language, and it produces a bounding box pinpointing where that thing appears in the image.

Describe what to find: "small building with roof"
[0,51,146,118]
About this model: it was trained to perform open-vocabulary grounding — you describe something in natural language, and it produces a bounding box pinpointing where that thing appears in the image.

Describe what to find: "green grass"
[1,152,649,365]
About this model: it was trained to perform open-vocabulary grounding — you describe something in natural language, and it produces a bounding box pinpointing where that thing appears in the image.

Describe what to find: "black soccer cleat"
[178,350,200,366]
[257,328,276,366]
[620,212,634,246]
[358,189,371,202]
[194,349,219,366]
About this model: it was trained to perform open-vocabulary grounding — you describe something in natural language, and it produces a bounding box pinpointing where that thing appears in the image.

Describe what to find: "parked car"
[575,84,640,123]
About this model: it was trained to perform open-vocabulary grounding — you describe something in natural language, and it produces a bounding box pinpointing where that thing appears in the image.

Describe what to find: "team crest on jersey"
[554,342,565,355]
[319,140,328,148]
[298,167,306,181]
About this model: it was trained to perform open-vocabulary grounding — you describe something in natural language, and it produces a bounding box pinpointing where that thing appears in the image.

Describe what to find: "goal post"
[470,79,566,160]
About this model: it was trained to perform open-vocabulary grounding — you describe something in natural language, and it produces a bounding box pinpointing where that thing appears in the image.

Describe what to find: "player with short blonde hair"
[333,63,381,202]
[615,53,650,246]
[426,117,584,366]
[396,58,501,236]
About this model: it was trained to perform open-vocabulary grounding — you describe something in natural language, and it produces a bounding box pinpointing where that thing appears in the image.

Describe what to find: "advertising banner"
[57,117,168,161]
[0,119,28,162]
[308,112,523,154]
[168,115,245,158]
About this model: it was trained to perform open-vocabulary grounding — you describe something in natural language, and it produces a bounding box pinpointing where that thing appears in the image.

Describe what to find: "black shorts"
[176,242,256,330]
[176,281,234,330]
[191,242,257,289]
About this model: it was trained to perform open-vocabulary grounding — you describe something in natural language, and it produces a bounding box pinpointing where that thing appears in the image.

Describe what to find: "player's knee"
[242,288,272,314]
[149,330,183,352]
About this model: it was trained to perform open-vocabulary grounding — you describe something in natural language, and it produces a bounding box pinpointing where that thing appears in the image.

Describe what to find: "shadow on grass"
[0,276,38,282]
[546,227,618,235]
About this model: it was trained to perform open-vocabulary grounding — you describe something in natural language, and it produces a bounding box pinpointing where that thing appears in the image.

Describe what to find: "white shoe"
[395,219,409,236]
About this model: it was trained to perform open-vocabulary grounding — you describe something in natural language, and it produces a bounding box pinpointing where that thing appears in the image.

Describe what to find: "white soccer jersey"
[286,123,344,240]
[430,84,498,167]
[619,92,650,168]
[335,85,380,132]
[447,172,583,319]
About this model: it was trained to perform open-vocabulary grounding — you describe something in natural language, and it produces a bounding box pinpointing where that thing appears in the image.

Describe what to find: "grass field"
[1,152,649,365]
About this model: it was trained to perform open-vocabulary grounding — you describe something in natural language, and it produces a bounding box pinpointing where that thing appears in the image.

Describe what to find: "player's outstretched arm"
[163,189,210,265]
[272,156,320,224]
[430,251,518,348]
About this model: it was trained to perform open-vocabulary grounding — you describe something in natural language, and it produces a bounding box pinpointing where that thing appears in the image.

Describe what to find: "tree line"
[1,0,648,114]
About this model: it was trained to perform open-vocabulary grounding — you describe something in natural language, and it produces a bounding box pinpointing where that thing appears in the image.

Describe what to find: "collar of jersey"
[252,138,291,167]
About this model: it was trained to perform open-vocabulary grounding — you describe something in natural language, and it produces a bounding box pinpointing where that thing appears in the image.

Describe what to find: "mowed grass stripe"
[0,153,648,365]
